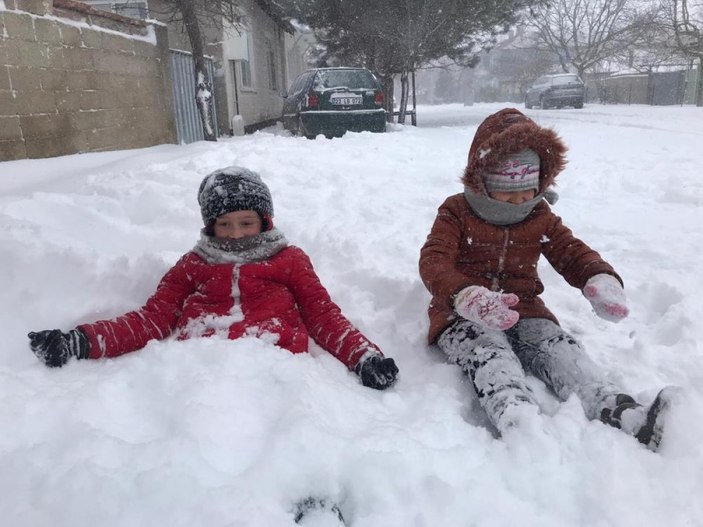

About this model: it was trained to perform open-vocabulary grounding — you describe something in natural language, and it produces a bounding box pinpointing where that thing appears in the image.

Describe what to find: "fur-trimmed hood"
[463,108,567,195]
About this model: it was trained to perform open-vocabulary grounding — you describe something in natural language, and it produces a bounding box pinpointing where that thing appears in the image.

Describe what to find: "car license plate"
[330,94,362,105]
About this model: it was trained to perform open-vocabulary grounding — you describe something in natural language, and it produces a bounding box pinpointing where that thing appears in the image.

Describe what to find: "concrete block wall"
[0,0,176,161]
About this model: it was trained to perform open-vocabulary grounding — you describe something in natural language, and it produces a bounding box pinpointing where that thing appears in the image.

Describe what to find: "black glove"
[28,329,90,368]
[357,355,398,390]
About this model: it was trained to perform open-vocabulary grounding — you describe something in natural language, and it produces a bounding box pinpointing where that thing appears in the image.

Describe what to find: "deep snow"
[1,103,702,527]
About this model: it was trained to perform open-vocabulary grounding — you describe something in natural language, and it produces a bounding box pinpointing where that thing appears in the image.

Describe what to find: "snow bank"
[1,103,702,526]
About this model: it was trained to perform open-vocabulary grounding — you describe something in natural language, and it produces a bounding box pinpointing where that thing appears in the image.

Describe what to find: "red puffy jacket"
[79,245,380,370]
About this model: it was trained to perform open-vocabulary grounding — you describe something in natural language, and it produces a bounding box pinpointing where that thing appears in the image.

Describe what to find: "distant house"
[83,0,304,134]
[469,27,559,104]
[411,27,559,105]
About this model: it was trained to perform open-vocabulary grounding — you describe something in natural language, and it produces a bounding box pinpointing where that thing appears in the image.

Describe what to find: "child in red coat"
[28,166,398,390]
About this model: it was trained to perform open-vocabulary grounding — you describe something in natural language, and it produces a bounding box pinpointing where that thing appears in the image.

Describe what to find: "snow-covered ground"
[1,103,702,527]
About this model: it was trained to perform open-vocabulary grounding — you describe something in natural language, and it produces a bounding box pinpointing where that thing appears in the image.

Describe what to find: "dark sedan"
[525,74,585,109]
[282,67,387,138]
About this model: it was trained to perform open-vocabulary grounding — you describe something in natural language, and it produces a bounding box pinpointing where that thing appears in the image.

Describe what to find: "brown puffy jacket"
[419,108,621,343]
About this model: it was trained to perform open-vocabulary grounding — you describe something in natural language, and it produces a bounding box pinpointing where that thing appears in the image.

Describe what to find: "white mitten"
[583,274,629,322]
[454,286,520,330]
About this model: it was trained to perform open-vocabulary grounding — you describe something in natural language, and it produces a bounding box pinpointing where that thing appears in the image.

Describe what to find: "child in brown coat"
[419,108,674,449]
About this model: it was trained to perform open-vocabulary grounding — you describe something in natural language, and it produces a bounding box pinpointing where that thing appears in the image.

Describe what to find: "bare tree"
[529,0,661,77]
[669,0,703,104]
[150,0,247,141]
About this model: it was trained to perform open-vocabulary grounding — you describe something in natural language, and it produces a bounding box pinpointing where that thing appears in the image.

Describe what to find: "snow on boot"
[634,387,680,451]
[294,497,346,526]
[600,393,642,431]
[600,388,679,451]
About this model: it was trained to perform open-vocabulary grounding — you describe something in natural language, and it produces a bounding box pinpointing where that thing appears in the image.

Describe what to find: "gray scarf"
[193,228,288,264]
[463,188,544,226]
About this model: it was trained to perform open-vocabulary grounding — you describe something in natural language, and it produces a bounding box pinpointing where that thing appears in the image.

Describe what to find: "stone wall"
[0,0,176,161]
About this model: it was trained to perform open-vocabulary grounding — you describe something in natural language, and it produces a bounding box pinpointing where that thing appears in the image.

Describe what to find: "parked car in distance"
[281,67,386,138]
[525,74,585,109]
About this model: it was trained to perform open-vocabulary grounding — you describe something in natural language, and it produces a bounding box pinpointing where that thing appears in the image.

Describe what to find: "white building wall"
[139,0,305,132]
[220,0,287,130]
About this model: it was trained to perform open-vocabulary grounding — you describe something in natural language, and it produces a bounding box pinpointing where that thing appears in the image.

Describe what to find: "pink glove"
[454,286,520,330]
[583,274,629,322]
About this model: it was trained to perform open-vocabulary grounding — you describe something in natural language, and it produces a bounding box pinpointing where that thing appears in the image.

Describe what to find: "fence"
[592,67,699,106]
[169,50,219,144]
[683,67,701,104]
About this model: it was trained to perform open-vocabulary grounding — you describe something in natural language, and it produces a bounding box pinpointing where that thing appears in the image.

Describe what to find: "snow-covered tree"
[282,0,541,122]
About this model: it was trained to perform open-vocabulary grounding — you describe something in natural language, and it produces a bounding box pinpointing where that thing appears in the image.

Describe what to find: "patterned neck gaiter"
[193,228,288,264]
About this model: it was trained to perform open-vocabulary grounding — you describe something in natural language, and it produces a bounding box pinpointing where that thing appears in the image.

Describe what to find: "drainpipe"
[230,61,244,136]
[232,61,241,115]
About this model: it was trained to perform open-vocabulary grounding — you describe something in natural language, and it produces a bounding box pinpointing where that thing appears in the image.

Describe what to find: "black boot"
[600,393,641,430]
[601,388,678,451]
[634,387,678,451]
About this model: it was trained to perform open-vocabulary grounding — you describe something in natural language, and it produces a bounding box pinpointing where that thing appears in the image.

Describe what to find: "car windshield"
[552,75,581,85]
[313,70,377,90]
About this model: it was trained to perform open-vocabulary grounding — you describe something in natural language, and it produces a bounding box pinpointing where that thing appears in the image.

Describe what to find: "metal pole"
[411,68,417,126]
[697,56,703,106]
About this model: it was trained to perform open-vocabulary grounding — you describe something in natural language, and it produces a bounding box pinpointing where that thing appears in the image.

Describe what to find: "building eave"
[254,0,295,34]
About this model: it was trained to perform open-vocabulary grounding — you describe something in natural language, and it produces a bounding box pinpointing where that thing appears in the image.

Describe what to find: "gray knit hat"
[484,148,541,194]
[198,166,273,226]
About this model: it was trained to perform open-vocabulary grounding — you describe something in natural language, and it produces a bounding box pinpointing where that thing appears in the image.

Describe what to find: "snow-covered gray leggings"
[437,318,622,432]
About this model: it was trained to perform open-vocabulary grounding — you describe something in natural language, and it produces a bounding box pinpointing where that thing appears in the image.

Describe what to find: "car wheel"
[574,101,584,109]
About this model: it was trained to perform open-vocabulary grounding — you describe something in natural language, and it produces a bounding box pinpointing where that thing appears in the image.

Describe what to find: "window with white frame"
[240,60,252,89]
